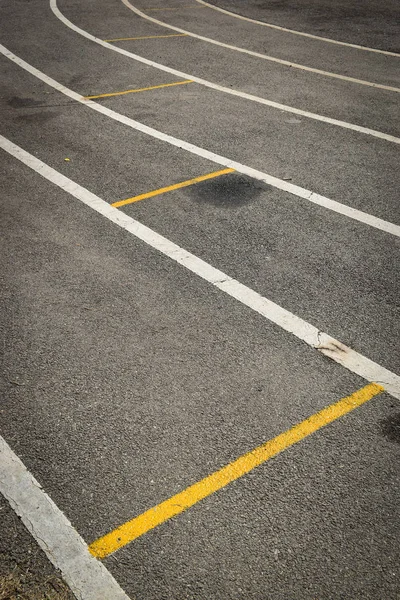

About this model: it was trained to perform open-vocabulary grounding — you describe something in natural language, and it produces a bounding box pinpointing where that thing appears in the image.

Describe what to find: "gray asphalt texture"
[0,0,399,598]
[205,0,400,51]
[0,495,74,598]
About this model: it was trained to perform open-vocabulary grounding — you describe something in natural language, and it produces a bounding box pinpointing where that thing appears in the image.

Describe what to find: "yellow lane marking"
[146,5,205,9]
[104,34,188,41]
[112,168,235,207]
[84,80,193,100]
[89,383,383,559]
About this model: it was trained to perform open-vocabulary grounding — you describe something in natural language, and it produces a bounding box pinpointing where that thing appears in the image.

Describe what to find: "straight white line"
[0,436,130,600]
[1,43,399,238]
[120,0,400,93]
[50,0,400,145]
[195,0,400,57]
[1,134,399,399]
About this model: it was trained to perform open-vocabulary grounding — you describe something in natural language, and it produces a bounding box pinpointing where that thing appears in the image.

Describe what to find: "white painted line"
[0,436,130,600]
[1,134,399,400]
[50,0,400,145]
[120,0,400,93]
[1,43,399,238]
[195,0,400,57]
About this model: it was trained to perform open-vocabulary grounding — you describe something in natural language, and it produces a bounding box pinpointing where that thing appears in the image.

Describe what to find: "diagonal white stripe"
[1,133,399,399]
[0,436,130,600]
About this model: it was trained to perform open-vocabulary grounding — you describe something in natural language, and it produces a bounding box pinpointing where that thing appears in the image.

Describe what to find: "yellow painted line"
[104,34,188,42]
[84,80,193,100]
[146,5,205,9]
[112,168,235,207]
[89,383,383,559]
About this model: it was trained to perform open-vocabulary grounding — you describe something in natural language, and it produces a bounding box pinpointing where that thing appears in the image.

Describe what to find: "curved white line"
[120,0,400,93]
[1,42,399,239]
[196,0,400,57]
[50,0,400,145]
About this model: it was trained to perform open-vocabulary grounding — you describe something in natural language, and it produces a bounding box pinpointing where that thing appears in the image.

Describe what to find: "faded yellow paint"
[104,34,188,42]
[112,168,235,207]
[84,80,193,100]
[146,5,205,9]
[89,383,383,559]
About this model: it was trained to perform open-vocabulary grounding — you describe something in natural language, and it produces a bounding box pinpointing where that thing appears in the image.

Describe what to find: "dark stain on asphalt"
[8,96,43,108]
[380,412,400,444]
[189,173,267,208]
[13,111,57,124]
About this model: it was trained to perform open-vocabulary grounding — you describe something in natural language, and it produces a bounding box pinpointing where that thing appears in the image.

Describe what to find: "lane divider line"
[1,133,399,401]
[51,0,400,145]
[84,79,192,99]
[2,42,399,237]
[0,436,130,599]
[195,0,400,57]
[104,33,188,41]
[89,383,384,558]
[112,168,234,207]
[120,0,400,93]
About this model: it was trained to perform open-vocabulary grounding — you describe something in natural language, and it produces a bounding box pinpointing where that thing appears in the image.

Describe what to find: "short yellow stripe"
[112,168,235,207]
[89,383,383,559]
[146,5,205,9]
[84,80,193,100]
[104,34,188,42]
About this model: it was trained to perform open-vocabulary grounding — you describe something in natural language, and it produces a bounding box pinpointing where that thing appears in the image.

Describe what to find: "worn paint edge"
[0,436,130,600]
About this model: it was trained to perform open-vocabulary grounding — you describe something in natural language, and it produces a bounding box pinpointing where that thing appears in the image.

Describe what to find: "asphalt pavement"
[0,0,399,598]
